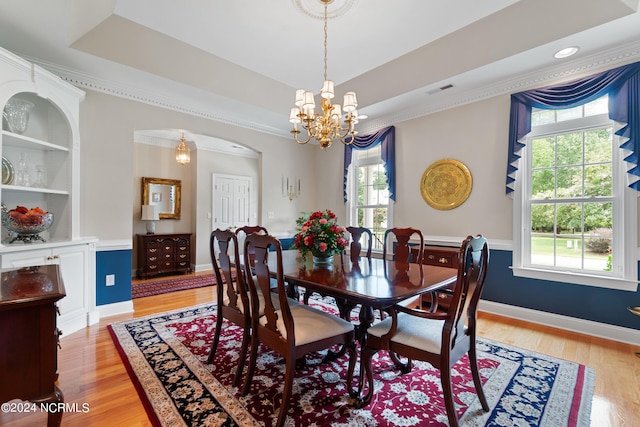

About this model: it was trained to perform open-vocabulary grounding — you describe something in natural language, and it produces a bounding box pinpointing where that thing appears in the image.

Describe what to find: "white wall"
[314,95,514,242]
[78,90,319,272]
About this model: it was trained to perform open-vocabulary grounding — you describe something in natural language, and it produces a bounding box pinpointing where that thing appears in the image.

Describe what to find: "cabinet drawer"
[1,249,52,269]
[423,251,456,268]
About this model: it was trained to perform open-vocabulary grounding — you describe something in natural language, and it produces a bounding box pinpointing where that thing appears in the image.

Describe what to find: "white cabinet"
[0,46,96,335]
[0,241,97,334]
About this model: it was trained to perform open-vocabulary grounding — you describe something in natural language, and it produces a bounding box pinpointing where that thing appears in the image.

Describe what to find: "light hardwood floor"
[2,274,639,426]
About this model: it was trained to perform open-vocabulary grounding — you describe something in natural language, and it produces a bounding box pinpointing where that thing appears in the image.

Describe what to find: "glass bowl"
[1,209,53,243]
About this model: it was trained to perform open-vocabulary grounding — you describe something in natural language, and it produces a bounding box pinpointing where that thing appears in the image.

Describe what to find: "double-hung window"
[346,144,392,251]
[512,95,637,290]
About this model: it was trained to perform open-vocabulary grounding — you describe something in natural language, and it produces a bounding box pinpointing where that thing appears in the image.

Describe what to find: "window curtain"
[506,61,640,195]
[343,125,396,203]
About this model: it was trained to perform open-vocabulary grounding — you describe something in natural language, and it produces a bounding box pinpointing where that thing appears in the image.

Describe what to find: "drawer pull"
[427,255,435,260]
[149,248,157,253]
[439,257,448,264]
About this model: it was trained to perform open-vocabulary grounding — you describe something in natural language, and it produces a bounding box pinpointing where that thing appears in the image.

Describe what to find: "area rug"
[132,274,217,298]
[108,298,594,426]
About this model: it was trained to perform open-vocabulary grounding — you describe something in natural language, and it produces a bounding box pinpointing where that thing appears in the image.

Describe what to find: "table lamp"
[141,205,159,234]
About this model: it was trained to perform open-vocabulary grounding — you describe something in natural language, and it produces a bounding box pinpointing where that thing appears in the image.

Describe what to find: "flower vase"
[313,254,334,265]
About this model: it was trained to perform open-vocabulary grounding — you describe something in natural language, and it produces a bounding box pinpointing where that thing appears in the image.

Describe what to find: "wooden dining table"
[266,250,458,398]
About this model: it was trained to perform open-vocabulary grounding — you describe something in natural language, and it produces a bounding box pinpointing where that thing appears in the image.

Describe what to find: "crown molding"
[20,38,640,138]
[26,56,291,139]
[358,39,640,134]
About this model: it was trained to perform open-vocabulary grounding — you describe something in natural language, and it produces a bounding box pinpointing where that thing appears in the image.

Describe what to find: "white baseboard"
[58,314,89,337]
[193,263,213,273]
[96,300,135,319]
[479,299,640,346]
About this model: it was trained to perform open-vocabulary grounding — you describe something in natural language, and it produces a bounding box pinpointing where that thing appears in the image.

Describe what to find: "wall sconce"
[282,176,300,202]
[141,204,159,234]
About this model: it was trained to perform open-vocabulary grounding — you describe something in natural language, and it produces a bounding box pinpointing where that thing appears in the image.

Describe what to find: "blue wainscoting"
[483,249,640,330]
[96,249,132,306]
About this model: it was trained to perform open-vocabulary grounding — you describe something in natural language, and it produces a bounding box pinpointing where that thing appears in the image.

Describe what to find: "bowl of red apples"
[1,204,53,243]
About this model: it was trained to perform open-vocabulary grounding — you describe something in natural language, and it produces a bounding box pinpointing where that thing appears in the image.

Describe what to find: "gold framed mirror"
[142,177,181,219]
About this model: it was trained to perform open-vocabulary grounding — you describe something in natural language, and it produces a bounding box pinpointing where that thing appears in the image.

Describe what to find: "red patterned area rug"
[108,298,594,427]
[132,274,217,298]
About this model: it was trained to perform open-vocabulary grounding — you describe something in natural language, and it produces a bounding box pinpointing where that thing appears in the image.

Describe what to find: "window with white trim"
[347,144,392,251]
[512,95,638,291]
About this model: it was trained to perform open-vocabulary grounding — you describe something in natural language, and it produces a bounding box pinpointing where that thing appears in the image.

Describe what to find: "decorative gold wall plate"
[420,159,472,210]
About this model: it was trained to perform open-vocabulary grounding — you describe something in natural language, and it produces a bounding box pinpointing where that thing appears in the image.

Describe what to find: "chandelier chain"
[288,0,362,150]
[323,1,328,82]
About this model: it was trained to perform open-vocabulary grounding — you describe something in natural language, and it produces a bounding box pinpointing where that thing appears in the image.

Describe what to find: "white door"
[212,174,251,232]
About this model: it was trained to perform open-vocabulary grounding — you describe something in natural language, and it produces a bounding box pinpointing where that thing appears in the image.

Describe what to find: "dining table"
[265,249,458,398]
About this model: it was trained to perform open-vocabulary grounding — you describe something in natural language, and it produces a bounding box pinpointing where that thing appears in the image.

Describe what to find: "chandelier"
[289,0,363,150]
[175,133,190,165]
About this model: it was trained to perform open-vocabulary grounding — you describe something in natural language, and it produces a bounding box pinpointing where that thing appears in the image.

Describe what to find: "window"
[512,95,637,290]
[347,144,392,251]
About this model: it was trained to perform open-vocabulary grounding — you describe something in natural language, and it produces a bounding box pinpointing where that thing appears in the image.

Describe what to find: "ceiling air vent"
[426,84,454,95]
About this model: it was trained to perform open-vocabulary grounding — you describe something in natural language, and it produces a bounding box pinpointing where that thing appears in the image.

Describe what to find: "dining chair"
[357,235,490,427]
[382,227,426,311]
[206,229,250,387]
[235,225,268,264]
[242,233,357,427]
[346,226,373,262]
[382,227,424,263]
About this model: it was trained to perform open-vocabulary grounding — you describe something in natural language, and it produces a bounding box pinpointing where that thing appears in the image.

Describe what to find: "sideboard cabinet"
[137,233,192,279]
[0,264,66,427]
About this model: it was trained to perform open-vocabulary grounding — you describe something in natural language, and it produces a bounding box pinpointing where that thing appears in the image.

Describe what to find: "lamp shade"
[141,205,159,221]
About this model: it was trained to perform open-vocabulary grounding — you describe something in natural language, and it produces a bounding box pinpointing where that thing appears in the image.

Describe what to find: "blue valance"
[506,61,640,195]
[343,126,396,203]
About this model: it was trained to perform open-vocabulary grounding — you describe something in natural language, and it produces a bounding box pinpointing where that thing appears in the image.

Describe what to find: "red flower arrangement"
[292,209,348,259]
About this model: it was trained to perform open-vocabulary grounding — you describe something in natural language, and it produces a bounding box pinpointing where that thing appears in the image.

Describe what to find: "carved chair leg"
[468,345,489,411]
[440,368,459,427]
[206,315,224,364]
[276,357,296,427]
[241,332,259,396]
[232,326,251,387]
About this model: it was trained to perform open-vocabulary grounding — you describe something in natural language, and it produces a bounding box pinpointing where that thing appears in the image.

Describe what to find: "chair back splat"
[242,233,357,427]
[382,227,424,263]
[207,229,250,387]
[235,225,268,263]
[346,226,373,263]
[359,235,490,427]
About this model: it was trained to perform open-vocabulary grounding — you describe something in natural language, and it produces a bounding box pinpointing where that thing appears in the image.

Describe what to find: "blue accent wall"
[484,249,640,330]
[96,249,132,306]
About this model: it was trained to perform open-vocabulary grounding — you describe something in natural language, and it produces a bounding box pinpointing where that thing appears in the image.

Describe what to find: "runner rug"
[132,274,217,299]
[108,298,594,426]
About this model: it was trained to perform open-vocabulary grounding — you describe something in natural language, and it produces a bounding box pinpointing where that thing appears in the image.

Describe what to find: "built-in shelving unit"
[0,46,97,335]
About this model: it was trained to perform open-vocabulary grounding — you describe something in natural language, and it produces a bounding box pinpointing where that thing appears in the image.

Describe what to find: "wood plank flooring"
[2,273,639,426]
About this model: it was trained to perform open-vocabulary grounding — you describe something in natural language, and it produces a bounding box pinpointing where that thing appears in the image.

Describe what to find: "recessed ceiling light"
[554,46,579,59]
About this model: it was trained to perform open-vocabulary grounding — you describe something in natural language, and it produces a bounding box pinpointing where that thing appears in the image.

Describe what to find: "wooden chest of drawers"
[416,245,459,310]
[136,233,192,279]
